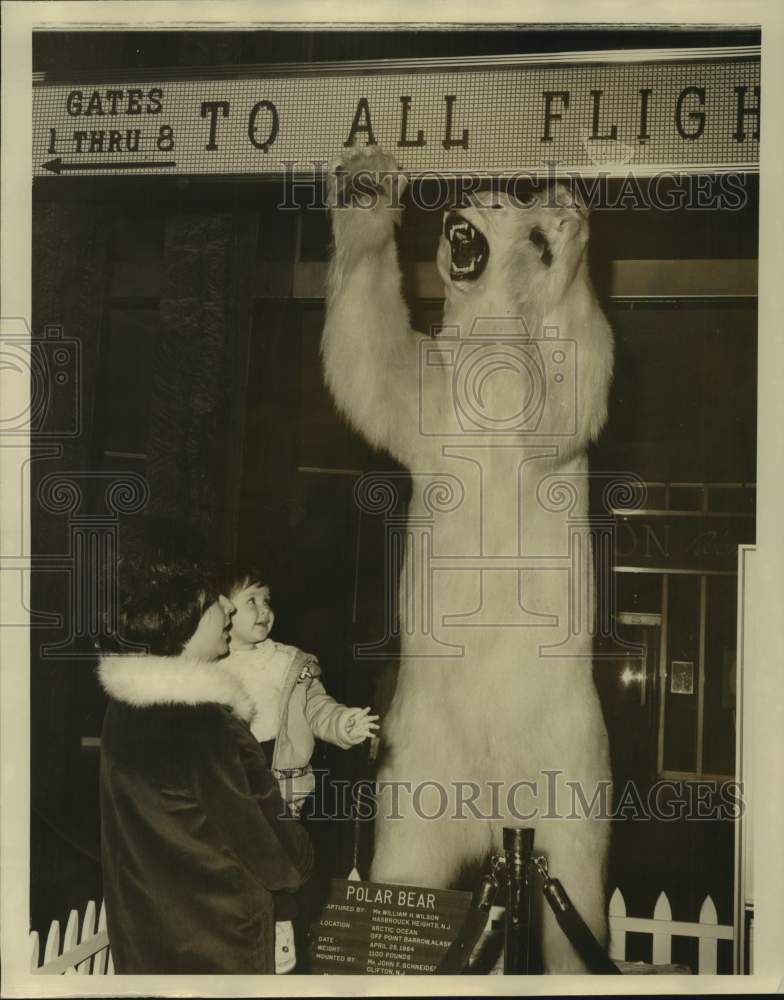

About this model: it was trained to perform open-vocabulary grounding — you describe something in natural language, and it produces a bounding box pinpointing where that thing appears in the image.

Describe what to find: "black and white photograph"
[2,1,783,995]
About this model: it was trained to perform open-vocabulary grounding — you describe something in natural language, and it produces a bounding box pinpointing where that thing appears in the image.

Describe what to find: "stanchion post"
[503,826,534,974]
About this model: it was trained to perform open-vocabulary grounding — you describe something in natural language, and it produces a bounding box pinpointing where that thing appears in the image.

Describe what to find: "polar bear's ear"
[550,181,589,217]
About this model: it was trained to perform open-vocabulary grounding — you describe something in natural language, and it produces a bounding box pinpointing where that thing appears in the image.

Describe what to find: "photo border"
[2,2,783,996]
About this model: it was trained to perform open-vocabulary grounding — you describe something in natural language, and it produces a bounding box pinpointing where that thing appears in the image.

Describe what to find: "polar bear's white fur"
[322,148,614,973]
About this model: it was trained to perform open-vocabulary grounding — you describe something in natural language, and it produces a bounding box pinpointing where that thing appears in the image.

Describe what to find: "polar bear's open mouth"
[444,212,489,282]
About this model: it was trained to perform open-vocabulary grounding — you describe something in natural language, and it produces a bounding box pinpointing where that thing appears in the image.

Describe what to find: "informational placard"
[33,47,759,178]
[309,878,472,974]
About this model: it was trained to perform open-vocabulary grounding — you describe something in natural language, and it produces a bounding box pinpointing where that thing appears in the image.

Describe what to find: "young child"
[222,566,379,972]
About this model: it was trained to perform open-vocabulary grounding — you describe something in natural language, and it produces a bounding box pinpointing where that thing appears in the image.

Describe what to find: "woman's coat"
[98,654,313,974]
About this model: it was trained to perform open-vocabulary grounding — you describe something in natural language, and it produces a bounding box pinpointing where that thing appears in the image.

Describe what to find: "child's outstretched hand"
[342,706,380,744]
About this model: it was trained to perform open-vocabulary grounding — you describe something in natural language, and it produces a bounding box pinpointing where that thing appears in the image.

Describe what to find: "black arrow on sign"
[43,157,177,175]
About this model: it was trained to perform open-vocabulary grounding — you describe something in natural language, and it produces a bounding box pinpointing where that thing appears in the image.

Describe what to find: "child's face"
[230,582,274,649]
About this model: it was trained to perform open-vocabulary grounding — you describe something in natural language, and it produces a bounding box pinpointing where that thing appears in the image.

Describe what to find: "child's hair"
[224,563,269,597]
[98,519,220,657]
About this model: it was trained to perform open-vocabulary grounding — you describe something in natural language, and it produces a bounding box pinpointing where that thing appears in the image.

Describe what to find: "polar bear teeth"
[444,212,490,282]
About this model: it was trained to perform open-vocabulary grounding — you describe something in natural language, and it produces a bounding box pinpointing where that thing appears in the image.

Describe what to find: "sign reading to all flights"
[33,48,759,178]
[309,878,472,974]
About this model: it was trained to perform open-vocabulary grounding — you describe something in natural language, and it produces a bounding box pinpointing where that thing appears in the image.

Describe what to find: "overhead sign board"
[33,47,760,178]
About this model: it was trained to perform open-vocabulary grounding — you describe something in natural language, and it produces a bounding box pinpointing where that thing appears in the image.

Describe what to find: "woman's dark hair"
[98,520,220,657]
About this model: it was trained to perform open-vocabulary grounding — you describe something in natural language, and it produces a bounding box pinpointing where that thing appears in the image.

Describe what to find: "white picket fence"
[29,889,734,975]
[29,899,114,975]
[609,888,734,974]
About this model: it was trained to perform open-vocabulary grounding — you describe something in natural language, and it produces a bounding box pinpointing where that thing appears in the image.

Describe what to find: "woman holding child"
[97,540,313,974]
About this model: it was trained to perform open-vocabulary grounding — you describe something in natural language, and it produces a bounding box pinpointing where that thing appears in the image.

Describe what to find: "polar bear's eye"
[529,226,553,268]
[444,212,489,282]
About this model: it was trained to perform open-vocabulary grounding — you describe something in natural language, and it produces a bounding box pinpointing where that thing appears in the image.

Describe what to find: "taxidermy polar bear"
[322,147,614,973]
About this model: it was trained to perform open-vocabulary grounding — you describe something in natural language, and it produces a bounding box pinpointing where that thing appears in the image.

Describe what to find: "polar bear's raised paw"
[327,147,408,252]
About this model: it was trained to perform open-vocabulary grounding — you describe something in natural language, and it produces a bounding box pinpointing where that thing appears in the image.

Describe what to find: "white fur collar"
[98,655,254,722]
